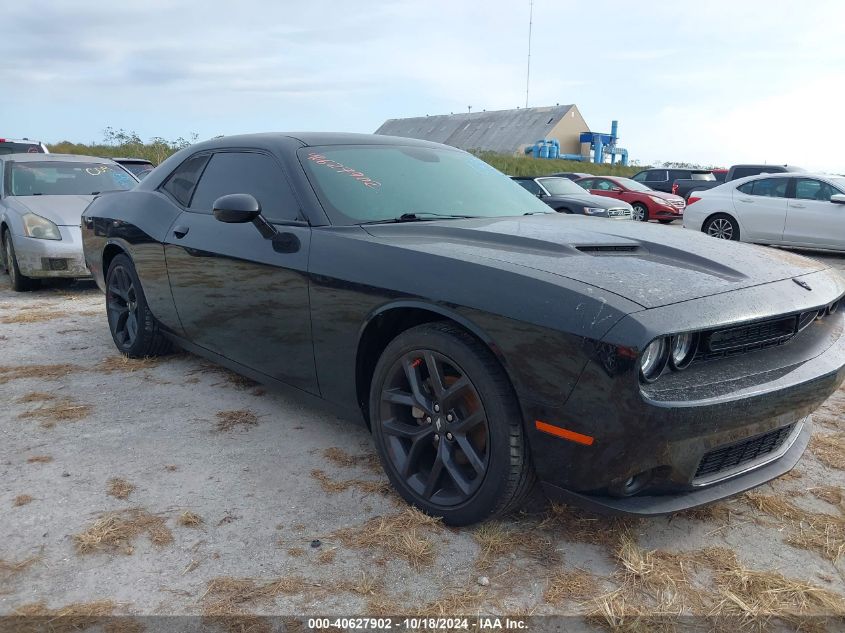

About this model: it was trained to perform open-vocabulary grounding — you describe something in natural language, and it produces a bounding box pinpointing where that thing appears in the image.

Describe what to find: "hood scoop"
[576,244,640,255]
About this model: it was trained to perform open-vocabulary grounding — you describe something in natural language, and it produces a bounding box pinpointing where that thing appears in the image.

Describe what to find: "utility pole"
[525,0,533,109]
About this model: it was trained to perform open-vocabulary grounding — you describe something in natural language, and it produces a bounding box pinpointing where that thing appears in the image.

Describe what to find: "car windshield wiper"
[360,212,475,225]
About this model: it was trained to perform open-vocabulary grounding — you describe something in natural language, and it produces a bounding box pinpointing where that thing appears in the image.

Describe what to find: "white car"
[683,172,845,250]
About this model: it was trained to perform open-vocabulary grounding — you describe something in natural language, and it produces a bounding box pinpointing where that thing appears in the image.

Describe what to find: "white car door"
[732,177,789,242]
[782,178,845,249]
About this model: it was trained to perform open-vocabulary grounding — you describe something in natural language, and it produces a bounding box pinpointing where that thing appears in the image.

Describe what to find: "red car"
[575,175,686,223]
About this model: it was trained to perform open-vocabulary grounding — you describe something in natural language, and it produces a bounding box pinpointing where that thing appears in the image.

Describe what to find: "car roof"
[728,171,841,187]
[184,132,453,154]
[111,157,154,164]
[0,153,114,163]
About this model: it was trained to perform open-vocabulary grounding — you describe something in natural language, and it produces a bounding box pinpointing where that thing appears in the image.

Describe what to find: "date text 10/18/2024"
[308,618,529,630]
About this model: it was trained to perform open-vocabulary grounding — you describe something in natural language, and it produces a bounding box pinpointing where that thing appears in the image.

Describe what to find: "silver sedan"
[683,172,845,250]
[0,154,137,290]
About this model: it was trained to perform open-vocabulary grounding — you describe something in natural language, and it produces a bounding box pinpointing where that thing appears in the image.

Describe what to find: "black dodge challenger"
[81,133,845,525]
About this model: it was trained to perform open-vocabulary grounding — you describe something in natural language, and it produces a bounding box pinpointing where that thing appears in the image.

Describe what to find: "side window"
[750,178,788,198]
[516,179,542,195]
[189,152,301,223]
[594,179,615,191]
[645,170,667,182]
[736,182,754,195]
[631,172,647,182]
[668,170,686,182]
[577,178,594,190]
[794,178,837,202]
[161,154,210,207]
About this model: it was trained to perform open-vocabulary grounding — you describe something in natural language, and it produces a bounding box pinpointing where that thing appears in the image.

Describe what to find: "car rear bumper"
[13,226,90,278]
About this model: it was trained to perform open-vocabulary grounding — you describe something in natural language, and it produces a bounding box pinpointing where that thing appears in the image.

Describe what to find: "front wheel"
[703,214,740,241]
[632,203,649,222]
[2,231,40,292]
[658,219,674,225]
[105,254,172,357]
[369,323,534,526]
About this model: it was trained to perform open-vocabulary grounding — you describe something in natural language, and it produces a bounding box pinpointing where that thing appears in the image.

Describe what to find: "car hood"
[546,193,633,210]
[644,190,685,203]
[10,195,94,226]
[363,214,827,309]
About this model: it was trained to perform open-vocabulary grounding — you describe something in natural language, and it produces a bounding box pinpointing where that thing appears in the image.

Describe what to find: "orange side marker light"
[535,420,594,446]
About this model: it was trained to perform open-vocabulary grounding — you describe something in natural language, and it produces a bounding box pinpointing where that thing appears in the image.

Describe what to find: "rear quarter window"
[161,154,210,207]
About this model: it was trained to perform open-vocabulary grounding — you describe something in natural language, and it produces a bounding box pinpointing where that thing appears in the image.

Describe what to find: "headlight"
[22,213,61,240]
[583,207,605,215]
[649,195,670,206]
[669,332,697,370]
[640,337,669,382]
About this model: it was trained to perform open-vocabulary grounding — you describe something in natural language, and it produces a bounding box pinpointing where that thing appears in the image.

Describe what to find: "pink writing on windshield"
[306,152,381,189]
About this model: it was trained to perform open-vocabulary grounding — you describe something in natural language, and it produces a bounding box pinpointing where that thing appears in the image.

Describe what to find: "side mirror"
[213,193,261,223]
[611,187,623,193]
[536,192,545,198]
[831,194,845,204]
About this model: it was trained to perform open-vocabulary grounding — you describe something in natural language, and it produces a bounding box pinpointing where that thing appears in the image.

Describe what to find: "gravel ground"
[2,238,845,631]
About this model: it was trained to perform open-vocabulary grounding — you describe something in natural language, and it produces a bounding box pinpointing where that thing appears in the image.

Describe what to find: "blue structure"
[524,119,629,166]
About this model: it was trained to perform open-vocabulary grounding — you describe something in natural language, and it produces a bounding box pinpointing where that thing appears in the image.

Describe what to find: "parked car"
[82,132,845,525]
[511,176,633,219]
[112,157,155,179]
[632,168,716,194]
[0,154,138,290]
[672,164,804,200]
[551,172,594,181]
[0,138,49,155]
[684,172,845,250]
[712,169,728,183]
[576,175,685,223]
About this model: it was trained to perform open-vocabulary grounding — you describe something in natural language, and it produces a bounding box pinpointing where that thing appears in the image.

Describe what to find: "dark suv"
[631,168,715,193]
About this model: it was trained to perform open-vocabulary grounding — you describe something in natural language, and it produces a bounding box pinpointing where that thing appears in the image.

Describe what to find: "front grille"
[697,316,797,360]
[668,200,685,209]
[694,424,795,481]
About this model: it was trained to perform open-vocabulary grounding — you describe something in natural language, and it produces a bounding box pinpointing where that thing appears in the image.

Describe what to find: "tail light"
[671,183,679,195]
[687,196,701,205]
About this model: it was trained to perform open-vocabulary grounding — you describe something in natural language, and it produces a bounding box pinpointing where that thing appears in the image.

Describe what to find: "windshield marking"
[306,152,381,190]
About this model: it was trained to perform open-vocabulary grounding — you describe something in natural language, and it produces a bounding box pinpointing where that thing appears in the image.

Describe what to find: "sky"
[3,0,844,172]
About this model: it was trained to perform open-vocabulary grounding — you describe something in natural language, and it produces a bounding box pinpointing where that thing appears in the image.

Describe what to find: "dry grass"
[318,548,337,565]
[13,494,34,507]
[26,455,53,464]
[674,502,733,523]
[107,478,136,500]
[191,363,259,390]
[323,447,382,473]
[18,393,92,428]
[416,589,486,617]
[333,507,443,569]
[215,409,260,432]
[287,547,305,557]
[178,511,203,527]
[0,308,68,324]
[0,363,79,385]
[11,600,119,633]
[810,434,845,469]
[73,508,173,555]
[201,575,317,622]
[472,522,560,570]
[745,492,845,562]
[539,503,640,547]
[310,468,392,496]
[544,568,602,604]
[17,391,57,403]
[0,552,41,580]
[97,355,161,373]
[810,486,844,508]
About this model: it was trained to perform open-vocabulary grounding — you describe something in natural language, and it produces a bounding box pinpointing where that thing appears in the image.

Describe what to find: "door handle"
[172,225,190,239]
[790,203,805,209]
[738,198,753,203]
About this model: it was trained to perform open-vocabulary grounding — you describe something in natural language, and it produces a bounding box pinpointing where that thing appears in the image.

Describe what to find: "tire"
[702,214,740,241]
[369,322,535,525]
[632,203,649,222]
[2,230,40,292]
[658,219,674,225]
[556,207,573,214]
[105,254,172,357]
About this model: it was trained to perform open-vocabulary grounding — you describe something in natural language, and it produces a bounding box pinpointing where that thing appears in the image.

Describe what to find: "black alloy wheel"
[105,254,172,357]
[370,323,534,525]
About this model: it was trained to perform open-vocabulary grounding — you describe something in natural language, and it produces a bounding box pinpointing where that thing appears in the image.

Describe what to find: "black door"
[163,150,318,394]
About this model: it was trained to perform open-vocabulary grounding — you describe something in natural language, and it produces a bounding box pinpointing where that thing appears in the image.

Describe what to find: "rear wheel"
[703,214,740,241]
[2,231,40,292]
[632,203,649,222]
[105,254,172,357]
[369,323,534,525]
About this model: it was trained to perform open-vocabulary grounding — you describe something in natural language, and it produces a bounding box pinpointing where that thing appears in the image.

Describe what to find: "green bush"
[473,151,642,177]
[47,128,198,165]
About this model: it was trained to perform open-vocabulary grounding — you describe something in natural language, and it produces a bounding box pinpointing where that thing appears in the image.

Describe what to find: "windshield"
[298,145,551,224]
[536,177,588,196]
[0,142,44,155]
[690,172,716,181]
[8,162,136,196]
[614,177,652,192]
[121,163,154,178]
[829,177,845,193]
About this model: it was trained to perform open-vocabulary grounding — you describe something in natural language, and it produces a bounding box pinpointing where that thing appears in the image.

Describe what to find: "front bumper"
[652,205,684,220]
[521,269,845,515]
[13,226,90,278]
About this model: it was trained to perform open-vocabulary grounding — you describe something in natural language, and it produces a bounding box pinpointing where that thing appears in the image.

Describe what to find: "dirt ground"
[2,244,845,632]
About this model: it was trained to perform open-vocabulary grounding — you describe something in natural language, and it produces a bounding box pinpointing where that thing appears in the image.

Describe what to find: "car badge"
[793,278,812,291]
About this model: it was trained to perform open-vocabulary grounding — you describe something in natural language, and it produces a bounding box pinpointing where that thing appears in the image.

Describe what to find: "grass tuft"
[18,393,92,428]
[809,434,845,469]
[0,552,42,580]
[13,495,34,507]
[544,568,601,605]
[0,364,79,385]
[177,511,203,527]
[323,447,382,473]
[310,468,392,496]
[107,478,136,500]
[97,355,162,373]
[11,600,121,633]
[26,455,53,464]
[73,508,173,555]
[215,409,260,432]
